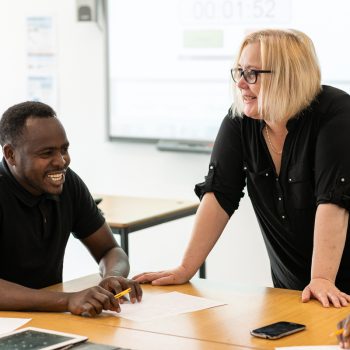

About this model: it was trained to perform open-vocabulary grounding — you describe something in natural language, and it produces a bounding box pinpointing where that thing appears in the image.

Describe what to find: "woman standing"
[134,29,350,308]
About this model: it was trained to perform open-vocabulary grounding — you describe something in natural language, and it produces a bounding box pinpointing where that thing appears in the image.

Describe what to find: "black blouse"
[195,85,350,291]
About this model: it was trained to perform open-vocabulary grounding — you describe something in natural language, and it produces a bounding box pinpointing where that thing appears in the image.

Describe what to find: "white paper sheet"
[105,291,226,322]
[0,318,31,334]
[276,346,340,350]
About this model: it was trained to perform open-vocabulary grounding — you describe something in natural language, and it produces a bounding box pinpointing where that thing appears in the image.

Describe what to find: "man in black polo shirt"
[0,101,142,316]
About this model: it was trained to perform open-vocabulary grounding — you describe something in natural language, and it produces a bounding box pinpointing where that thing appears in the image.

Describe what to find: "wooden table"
[95,194,206,278]
[0,312,243,350]
[29,274,346,349]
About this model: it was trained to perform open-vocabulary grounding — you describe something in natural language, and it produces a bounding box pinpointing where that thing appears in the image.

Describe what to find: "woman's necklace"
[265,125,282,155]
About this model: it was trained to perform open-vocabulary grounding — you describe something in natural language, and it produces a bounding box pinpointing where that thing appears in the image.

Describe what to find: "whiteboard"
[106,0,350,145]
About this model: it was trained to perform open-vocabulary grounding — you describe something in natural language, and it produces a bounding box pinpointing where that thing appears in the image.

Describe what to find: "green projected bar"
[183,30,223,48]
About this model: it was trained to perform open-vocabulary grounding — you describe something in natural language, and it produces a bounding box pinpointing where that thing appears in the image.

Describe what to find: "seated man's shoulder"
[61,167,90,197]
[64,167,82,186]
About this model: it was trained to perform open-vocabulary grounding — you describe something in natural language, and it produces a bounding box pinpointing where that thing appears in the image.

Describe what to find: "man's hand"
[99,276,142,303]
[66,286,121,316]
[132,266,190,286]
[337,316,350,348]
[301,278,350,307]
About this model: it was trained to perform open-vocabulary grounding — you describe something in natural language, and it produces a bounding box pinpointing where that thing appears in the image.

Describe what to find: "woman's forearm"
[181,192,230,279]
[311,203,349,282]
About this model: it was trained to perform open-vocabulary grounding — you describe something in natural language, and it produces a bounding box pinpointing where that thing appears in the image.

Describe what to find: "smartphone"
[250,321,306,339]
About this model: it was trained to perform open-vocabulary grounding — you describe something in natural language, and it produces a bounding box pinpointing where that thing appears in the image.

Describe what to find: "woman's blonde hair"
[233,29,321,122]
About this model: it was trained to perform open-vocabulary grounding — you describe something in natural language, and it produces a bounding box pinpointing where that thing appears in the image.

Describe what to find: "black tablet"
[0,327,87,350]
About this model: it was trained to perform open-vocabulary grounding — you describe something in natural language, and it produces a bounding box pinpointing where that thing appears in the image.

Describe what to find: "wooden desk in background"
[95,194,206,278]
[2,274,345,350]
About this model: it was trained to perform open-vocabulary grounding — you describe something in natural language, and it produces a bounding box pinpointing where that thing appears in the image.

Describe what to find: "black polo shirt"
[195,85,350,291]
[0,160,105,289]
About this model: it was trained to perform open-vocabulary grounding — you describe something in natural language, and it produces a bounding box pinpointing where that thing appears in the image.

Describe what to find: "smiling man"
[0,101,142,316]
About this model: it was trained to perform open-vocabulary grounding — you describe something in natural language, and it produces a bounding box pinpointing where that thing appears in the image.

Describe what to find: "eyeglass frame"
[231,68,272,84]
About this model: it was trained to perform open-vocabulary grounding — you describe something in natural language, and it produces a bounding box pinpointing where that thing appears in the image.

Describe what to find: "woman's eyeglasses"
[231,68,272,84]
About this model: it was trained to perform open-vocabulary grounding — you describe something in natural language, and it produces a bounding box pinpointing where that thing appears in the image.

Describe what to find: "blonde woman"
[134,29,350,308]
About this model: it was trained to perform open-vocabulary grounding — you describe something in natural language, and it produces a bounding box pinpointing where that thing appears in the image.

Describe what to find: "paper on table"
[275,346,340,350]
[0,318,31,334]
[105,291,226,322]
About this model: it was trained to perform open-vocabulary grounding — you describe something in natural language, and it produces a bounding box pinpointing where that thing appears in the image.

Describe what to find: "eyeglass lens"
[231,69,257,84]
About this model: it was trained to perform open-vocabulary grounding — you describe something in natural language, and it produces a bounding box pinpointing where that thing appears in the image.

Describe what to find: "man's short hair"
[0,101,56,146]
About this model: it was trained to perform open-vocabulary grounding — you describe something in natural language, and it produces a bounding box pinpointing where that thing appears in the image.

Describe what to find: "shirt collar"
[0,158,59,207]
[258,113,303,133]
[286,117,300,132]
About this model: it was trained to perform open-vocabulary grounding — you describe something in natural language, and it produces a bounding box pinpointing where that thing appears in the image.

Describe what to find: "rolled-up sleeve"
[195,111,246,216]
[315,92,350,210]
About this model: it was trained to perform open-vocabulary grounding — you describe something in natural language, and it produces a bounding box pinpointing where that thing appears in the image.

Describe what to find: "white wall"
[0,0,272,287]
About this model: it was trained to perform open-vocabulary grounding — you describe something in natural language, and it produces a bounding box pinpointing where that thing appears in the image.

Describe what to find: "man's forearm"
[0,279,68,312]
[311,203,349,281]
[99,247,130,278]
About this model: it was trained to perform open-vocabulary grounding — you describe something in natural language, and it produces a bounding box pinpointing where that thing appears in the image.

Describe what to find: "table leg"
[113,228,129,256]
[112,227,204,277]
[199,262,206,279]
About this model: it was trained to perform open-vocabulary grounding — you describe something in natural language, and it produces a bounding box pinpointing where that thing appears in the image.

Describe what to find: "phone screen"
[250,321,306,339]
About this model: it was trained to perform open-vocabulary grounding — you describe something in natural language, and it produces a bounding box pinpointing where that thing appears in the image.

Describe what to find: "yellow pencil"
[330,328,344,337]
[114,287,131,299]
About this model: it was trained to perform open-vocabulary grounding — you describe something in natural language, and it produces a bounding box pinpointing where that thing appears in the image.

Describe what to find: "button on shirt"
[195,85,350,291]
[0,160,105,289]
